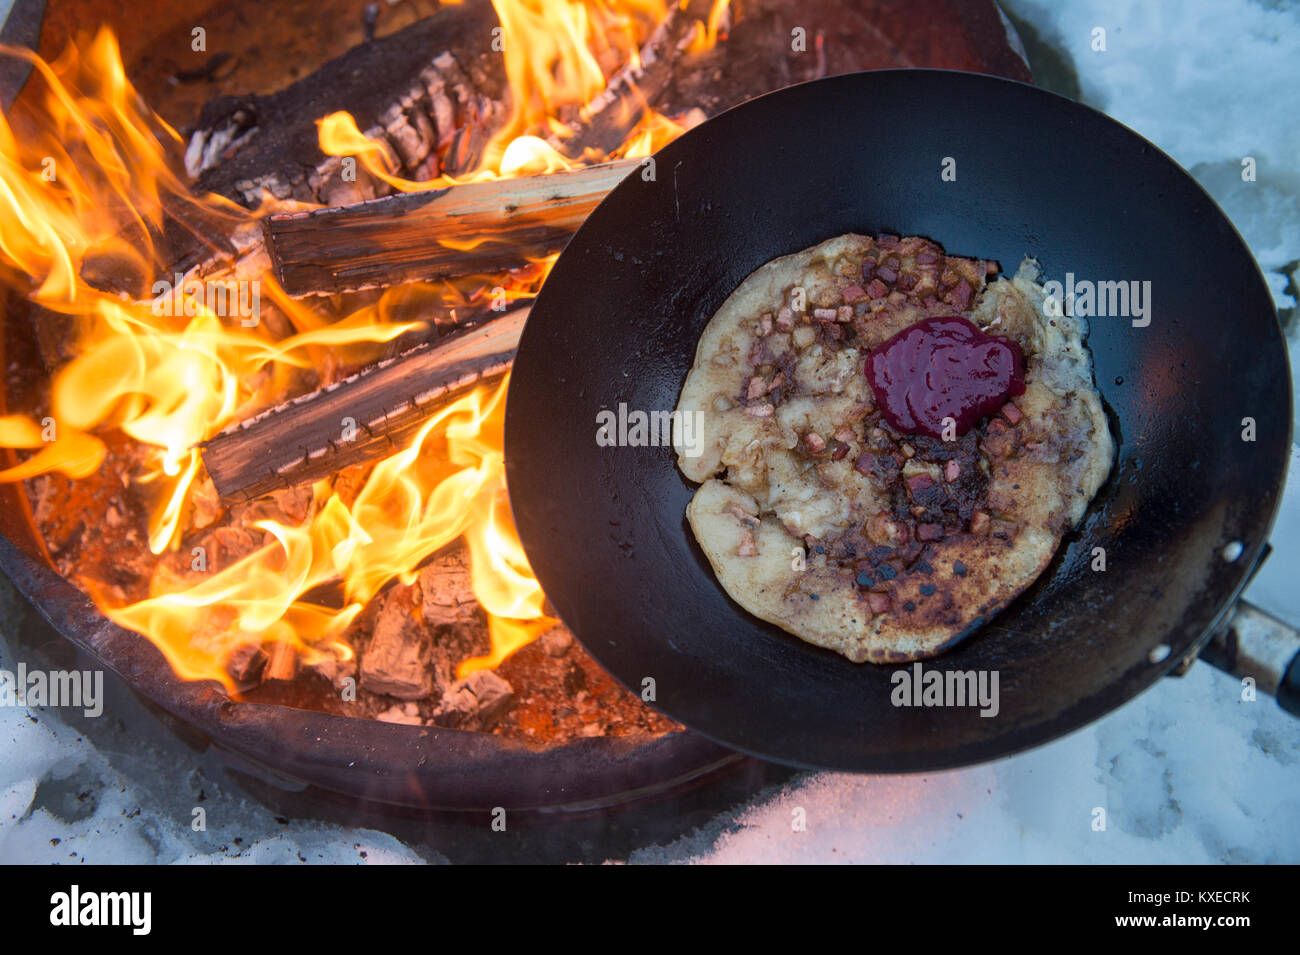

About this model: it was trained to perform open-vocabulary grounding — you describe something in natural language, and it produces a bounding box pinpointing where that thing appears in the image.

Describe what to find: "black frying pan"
[504,70,1295,772]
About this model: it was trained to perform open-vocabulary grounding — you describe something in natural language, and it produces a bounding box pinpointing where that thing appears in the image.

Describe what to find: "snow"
[0,611,430,863]
[634,641,1300,864]
[1,0,1298,864]
[1007,0,1300,310]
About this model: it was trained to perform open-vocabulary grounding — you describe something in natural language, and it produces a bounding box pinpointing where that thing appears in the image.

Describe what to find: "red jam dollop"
[864,316,1026,439]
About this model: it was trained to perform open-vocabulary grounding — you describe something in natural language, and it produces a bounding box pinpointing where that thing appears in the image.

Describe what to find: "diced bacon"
[837,305,853,322]
[866,592,892,614]
[725,502,760,528]
[983,420,1014,458]
[866,279,888,299]
[917,523,945,541]
[904,470,935,493]
[1001,401,1024,425]
[842,284,867,304]
[834,427,855,444]
[744,403,774,418]
[769,372,785,390]
[916,251,939,265]
[830,440,849,461]
[747,376,767,400]
[813,307,838,321]
[804,431,827,453]
[876,266,897,283]
[949,278,974,311]
[970,511,990,535]
[737,530,758,557]
[877,234,900,249]
[757,312,773,336]
[944,459,960,482]
[985,435,1013,458]
[853,451,875,476]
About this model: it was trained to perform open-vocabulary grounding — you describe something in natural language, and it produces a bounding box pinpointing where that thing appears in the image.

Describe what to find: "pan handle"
[1194,600,1300,717]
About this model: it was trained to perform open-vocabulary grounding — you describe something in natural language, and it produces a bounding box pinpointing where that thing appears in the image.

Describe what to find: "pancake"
[675,233,1114,663]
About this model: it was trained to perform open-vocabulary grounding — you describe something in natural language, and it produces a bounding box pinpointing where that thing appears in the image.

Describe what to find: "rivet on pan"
[1148,644,1171,664]
[1222,541,1244,562]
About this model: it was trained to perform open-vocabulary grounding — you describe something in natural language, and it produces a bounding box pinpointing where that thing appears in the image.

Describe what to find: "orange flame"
[0,29,423,552]
[0,0,713,691]
[686,0,731,54]
[104,375,553,688]
[0,30,243,300]
[318,0,676,186]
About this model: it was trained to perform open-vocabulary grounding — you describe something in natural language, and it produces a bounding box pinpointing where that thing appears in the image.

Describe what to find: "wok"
[504,69,1297,772]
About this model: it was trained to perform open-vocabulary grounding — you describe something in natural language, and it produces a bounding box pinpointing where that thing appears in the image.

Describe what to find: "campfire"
[0,0,1028,751]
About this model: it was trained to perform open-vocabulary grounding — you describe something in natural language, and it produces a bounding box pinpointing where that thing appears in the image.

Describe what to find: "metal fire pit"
[0,0,1032,817]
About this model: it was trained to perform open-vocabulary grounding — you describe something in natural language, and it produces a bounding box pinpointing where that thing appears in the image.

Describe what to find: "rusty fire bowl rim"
[0,527,741,812]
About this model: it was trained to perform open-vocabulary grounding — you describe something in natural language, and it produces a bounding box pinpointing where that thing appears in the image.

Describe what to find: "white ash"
[417,549,479,627]
[374,703,423,726]
[305,652,357,694]
[359,589,434,700]
[432,670,514,731]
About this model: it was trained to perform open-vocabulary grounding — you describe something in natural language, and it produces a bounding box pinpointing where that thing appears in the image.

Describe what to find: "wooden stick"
[264,159,638,296]
[201,306,528,503]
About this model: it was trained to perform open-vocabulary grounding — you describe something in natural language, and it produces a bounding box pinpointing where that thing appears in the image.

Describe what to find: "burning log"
[187,2,505,206]
[200,306,527,503]
[266,159,638,295]
[226,642,268,685]
[165,1,507,280]
[173,0,728,287]
[264,640,299,682]
[549,0,715,159]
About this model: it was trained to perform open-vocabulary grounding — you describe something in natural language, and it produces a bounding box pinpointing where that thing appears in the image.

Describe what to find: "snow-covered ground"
[2,0,1298,864]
